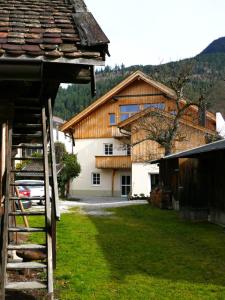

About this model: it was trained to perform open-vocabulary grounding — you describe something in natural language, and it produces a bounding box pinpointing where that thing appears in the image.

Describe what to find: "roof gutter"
[0,60,42,81]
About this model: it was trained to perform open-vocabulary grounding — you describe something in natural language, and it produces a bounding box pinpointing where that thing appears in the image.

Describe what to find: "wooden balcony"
[95,155,131,169]
[111,126,130,138]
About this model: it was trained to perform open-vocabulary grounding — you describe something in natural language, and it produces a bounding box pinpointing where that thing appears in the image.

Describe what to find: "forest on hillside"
[54,53,225,120]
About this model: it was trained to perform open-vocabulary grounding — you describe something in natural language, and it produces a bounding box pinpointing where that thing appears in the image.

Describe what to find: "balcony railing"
[111,126,130,138]
[95,155,131,169]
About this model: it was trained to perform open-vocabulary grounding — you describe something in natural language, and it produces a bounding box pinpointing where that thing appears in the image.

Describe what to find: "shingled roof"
[0,0,109,63]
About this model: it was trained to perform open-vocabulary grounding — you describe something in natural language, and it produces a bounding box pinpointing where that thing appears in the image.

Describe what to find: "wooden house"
[154,139,225,224]
[61,71,216,198]
[0,0,109,299]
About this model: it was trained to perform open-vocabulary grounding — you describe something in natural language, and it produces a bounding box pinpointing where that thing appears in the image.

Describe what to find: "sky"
[85,0,225,68]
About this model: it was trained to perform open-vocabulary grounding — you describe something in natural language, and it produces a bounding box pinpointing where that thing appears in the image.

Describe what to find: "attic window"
[144,103,165,110]
[109,113,116,125]
[120,104,139,121]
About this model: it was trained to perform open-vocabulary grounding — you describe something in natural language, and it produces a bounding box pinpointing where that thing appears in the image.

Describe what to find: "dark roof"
[0,0,109,63]
[152,139,225,162]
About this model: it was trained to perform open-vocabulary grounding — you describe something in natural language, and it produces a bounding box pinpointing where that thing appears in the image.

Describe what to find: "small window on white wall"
[104,143,113,155]
[92,173,100,185]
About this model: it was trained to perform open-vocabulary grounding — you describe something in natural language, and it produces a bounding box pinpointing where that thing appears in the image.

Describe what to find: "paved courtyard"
[59,196,148,215]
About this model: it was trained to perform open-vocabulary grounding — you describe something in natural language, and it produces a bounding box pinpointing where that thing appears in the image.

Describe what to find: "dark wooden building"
[0,0,109,299]
[155,139,225,224]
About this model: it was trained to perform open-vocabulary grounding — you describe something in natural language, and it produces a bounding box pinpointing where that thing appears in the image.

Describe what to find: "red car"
[16,186,32,209]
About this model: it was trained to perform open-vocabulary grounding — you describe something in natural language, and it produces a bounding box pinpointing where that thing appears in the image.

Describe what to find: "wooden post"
[112,169,116,197]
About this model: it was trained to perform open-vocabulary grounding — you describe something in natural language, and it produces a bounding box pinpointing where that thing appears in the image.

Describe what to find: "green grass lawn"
[50,205,225,300]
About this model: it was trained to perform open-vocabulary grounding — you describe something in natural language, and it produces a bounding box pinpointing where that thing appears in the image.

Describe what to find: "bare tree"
[123,62,216,156]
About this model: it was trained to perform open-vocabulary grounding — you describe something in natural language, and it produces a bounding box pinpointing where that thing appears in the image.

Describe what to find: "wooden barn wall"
[160,158,179,197]
[74,79,215,139]
[199,151,225,213]
[162,151,225,223]
[131,121,213,163]
[177,158,207,209]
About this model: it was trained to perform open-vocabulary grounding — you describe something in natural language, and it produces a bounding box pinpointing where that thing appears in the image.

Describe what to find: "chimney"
[198,97,206,127]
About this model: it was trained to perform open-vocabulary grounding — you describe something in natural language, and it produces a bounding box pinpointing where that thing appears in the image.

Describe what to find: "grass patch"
[52,205,225,299]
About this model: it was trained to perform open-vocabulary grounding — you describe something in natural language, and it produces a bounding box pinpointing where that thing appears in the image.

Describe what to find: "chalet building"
[154,139,225,224]
[0,0,109,299]
[61,71,216,198]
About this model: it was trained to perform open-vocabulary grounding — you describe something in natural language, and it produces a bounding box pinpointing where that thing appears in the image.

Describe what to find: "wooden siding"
[95,155,131,169]
[74,79,215,139]
[131,121,214,163]
[159,150,225,224]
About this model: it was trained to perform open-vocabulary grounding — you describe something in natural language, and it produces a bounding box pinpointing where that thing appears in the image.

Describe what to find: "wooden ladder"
[0,99,59,299]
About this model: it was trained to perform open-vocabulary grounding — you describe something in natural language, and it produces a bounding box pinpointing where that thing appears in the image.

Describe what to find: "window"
[25,146,43,157]
[109,113,116,125]
[104,143,113,155]
[120,104,140,121]
[169,110,177,115]
[143,103,165,110]
[92,173,100,185]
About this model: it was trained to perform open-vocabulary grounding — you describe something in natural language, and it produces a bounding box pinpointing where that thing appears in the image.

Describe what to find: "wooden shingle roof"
[0,0,109,63]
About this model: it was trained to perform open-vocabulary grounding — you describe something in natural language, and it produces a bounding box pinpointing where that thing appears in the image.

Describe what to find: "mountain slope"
[54,52,225,120]
[200,37,225,55]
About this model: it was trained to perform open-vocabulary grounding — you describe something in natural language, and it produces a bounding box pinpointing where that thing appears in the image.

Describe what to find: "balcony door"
[121,175,131,197]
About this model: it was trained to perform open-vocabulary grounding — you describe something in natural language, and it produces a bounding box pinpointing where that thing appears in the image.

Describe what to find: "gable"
[61,70,216,136]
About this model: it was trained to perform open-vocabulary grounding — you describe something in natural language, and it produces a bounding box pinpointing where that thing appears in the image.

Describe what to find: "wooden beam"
[70,0,87,12]
[72,12,110,47]
[113,93,165,99]
[112,169,116,197]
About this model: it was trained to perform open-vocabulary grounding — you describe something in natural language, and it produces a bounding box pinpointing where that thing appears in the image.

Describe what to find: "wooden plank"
[8,244,46,250]
[1,121,12,299]
[42,106,54,295]
[7,262,46,269]
[70,0,87,12]
[48,98,60,220]
[6,281,46,290]
[72,12,109,46]
[48,98,59,270]
[8,227,45,232]
[9,211,44,216]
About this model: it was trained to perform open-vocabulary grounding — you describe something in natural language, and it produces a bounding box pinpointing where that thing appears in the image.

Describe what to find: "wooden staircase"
[1,99,59,299]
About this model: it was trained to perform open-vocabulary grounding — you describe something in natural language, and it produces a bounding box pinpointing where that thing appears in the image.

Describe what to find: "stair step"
[11,170,44,173]
[6,281,47,290]
[7,261,46,270]
[8,227,46,232]
[12,144,43,149]
[9,211,45,216]
[11,182,44,186]
[12,133,42,138]
[8,244,46,250]
[10,170,44,179]
[11,157,43,161]
[15,106,41,111]
[10,197,45,201]
[13,124,42,129]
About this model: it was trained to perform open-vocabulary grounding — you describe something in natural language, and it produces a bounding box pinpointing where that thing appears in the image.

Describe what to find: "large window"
[109,113,116,125]
[143,103,165,110]
[92,173,100,185]
[120,104,140,121]
[104,143,113,155]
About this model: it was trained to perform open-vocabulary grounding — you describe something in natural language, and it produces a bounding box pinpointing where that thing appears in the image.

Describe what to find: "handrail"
[47,98,60,221]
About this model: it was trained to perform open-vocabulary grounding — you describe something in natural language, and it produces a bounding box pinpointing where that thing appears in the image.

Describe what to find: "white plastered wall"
[70,138,131,197]
[132,163,159,196]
